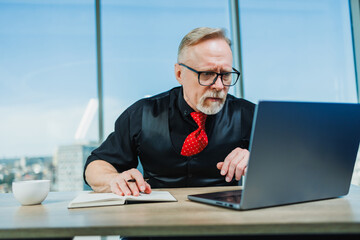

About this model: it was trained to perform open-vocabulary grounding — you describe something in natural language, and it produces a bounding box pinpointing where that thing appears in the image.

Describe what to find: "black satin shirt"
[85,87,255,187]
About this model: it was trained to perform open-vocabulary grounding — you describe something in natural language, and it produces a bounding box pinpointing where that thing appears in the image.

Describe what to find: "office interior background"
[0,0,360,193]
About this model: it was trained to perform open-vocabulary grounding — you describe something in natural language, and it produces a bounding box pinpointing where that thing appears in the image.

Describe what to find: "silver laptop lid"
[240,101,360,210]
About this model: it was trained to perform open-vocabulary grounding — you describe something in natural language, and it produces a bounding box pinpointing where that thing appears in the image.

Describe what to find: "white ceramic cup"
[12,180,50,205]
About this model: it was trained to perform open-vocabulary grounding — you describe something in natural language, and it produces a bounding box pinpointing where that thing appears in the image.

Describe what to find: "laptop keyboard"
[212,190,242,203]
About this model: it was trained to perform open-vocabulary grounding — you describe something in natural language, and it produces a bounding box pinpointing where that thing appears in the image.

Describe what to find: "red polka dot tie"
[181,112,208,156]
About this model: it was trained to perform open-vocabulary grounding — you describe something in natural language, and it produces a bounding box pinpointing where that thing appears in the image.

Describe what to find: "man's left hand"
[217,147,249,182]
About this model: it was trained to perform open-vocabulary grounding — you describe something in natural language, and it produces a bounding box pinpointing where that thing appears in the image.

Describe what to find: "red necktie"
[181,112,208,156]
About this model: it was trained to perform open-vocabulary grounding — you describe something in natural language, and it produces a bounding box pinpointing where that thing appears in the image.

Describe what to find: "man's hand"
[217,147,249,182]
[109,168,152,196]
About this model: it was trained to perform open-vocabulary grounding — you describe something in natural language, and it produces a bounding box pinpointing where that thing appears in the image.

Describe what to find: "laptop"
[188,101,360,210]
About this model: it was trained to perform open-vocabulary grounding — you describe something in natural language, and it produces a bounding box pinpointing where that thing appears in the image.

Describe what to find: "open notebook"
[68,190,177,209]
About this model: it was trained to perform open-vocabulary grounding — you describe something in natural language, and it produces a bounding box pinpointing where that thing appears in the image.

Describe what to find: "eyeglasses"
[178,63,240,87]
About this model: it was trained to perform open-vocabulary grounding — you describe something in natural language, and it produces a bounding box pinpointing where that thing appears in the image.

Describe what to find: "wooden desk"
[1,185,360,239]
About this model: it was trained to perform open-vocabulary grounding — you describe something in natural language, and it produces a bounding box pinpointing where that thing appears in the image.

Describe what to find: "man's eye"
[203,72,216,77]
[223,72,231,77]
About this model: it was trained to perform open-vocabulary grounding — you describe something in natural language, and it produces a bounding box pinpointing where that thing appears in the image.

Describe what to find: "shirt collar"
[178,87,195,117]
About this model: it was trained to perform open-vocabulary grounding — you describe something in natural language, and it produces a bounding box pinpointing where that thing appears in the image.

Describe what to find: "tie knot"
[190,112,207,129]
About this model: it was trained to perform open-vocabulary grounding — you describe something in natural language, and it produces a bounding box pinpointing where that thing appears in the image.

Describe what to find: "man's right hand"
[109,168,152,196]
[85,160,152,196]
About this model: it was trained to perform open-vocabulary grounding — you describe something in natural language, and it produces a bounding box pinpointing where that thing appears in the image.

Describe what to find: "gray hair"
[177,27,231,62]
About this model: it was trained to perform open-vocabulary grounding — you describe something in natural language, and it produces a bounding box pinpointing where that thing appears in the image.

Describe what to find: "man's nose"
[211,75,224,90]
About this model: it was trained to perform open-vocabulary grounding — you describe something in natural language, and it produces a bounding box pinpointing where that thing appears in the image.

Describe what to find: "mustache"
[203,90,226,99]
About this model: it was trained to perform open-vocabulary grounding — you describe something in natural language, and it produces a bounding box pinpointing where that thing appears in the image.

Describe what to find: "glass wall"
[237,0,359,185]
[0,0,231,192]
[239,0,357,103]
[0,0,359,193]
[0,0,97,192]
[101,0,230,136]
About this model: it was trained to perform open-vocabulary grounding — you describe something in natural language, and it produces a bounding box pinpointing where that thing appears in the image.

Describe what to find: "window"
[236,0,359,185]
[239,0,357,103]
[0,0,97,192]
[0,0,231,192]
[101,0,231,136]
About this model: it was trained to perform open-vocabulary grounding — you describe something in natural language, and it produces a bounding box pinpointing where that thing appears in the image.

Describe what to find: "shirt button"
[184,110,188,115]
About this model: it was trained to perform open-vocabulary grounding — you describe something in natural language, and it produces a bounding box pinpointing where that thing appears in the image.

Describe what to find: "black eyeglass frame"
[178,63,240,87]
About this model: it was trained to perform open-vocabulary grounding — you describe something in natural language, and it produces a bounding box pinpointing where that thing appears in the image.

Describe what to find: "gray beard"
[196,90,226,115]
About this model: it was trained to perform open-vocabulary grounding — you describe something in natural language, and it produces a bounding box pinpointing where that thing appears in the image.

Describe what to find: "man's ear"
[174,63,183,85]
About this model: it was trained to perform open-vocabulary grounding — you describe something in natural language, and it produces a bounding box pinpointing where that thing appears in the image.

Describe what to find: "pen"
[127,178,150,183]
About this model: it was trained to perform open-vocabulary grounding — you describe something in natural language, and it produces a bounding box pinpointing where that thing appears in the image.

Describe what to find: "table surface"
[1,185,360,239]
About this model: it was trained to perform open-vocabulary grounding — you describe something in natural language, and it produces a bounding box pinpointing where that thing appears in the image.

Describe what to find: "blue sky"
[0,0,357,158]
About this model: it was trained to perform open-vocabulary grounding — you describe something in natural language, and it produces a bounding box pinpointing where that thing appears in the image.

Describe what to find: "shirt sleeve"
[84,101,143,182]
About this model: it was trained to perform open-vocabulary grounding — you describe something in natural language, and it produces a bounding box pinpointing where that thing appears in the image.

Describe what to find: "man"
[84,27,255,196]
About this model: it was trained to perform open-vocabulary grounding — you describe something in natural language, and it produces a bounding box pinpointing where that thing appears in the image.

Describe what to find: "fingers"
[219,148,249,182]
[130,170,147,193]
[235,152,249,180]
[126,179,141,196]
[144,182,152,194]
[110,168,150,196]
[220,149,238,176]
[110,180,124,196]
[118,175,135,196]
[225,156,240,182]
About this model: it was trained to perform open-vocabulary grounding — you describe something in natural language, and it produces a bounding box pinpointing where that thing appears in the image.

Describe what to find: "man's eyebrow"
[199,67,232,72]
